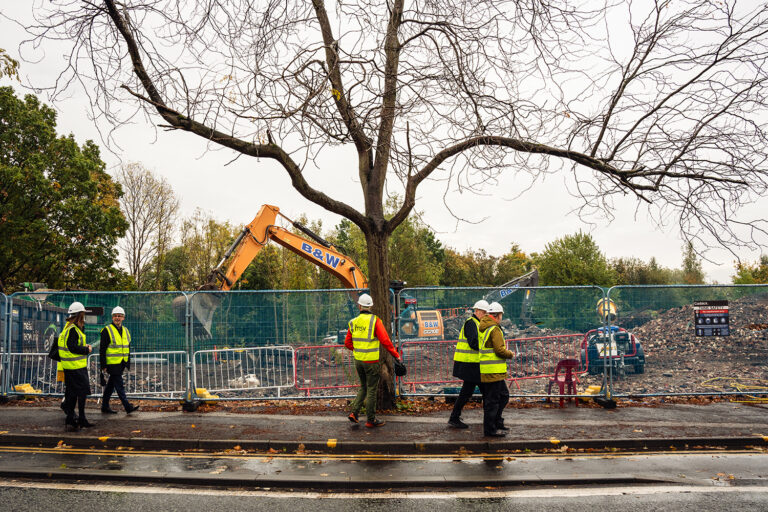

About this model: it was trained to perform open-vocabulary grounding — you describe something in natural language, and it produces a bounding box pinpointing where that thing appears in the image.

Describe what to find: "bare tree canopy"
[118,162,179,289]
[18,0,768,403]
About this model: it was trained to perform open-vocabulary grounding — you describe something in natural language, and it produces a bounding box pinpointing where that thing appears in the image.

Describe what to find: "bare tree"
[117,162,179,289]
[21,0,768,406]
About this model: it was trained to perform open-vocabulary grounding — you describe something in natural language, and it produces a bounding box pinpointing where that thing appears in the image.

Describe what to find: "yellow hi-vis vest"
[349,313,380,362]
[453,316,481,363]
[57,323,87,370]
[104,324,131,365]
[479,325,507,374]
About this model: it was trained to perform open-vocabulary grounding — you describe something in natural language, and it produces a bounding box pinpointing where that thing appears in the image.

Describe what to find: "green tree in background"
[440,244,533,287]
[732,256,768,284]
[0,87,128,291]
[180,210,238,289]
[495,244,534,283]
[329,206,445,287]
[441,249,497,286]
[144,210,239,291]
[611,256,675,285]
[680,242,705,284]
[239,245,282,290]
[535,232,616,286]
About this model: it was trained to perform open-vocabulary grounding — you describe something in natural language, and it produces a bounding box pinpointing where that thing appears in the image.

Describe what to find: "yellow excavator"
[172,204,444,340]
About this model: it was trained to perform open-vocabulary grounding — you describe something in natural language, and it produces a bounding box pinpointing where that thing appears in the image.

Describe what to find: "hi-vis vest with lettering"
[349,313,380,362]
[104,324,131,365]
[479,325,507,374]
[453,317,481,363]
[57,323,87,370]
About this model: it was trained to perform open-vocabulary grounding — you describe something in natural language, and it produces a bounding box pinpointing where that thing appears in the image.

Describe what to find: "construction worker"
[448,299,489,428]
[58,301,93,430]
[478,301,514,437]
[344,293,401,428]
[100,306,139,415]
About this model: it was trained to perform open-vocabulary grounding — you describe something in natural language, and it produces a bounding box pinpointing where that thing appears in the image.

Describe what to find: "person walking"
[100,306,139,415]
[344,293,401,428]
[478,301,513,437]
[448,299,489,428]
[58,301,94,431]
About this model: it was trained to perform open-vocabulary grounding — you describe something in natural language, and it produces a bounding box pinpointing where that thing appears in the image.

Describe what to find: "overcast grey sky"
[2,2,766,285]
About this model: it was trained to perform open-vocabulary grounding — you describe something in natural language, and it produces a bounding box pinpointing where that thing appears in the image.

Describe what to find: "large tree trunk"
[365,229,397,410]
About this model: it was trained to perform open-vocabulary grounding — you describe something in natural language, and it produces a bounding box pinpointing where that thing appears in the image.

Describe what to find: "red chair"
[547,359,580,408]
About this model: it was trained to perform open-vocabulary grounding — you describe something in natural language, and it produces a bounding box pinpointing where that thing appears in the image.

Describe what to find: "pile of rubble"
[443,313,572,340]
[606,295,768,395]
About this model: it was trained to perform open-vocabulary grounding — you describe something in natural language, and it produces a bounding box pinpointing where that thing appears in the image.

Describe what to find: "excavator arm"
[174,204,368,338]
[483,269,539,324]
[204,204,367,291]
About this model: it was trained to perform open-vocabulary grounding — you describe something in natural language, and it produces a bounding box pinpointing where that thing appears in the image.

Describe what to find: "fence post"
[603,286,617,406]
[0,294,8,402]
[392,287,403,397]
[182,292,198,412]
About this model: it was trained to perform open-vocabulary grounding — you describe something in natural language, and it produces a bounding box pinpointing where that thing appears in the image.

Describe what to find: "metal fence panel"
[400,334,586,396]
[294,344,358,396]
[397,286,604,397]
[193,346,295,397]
[5,291,187,399]
[8,291,187,353]
[187,289,361,350]
[1,294,8,397]
[397,285,604,341]
[88,351,188,398]
[606,285,768,397]
[6,352,64,396]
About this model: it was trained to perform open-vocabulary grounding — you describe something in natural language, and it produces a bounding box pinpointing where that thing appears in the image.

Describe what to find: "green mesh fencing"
[188,288,362,351]
[398,286,605,340]
[397,286,605,396]
[8,291,187,353]
[6,285,765,400]
[606,285,768,397]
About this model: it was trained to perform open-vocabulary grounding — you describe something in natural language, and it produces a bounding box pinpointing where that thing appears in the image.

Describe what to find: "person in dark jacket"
[448,299,489,428]
[100,306,139,414]
[58,302,93,431]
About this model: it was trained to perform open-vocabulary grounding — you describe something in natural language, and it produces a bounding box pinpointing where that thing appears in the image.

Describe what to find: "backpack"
[47,338,61,361]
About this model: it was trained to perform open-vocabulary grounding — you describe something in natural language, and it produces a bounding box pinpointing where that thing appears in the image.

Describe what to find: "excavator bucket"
[171,293,222,339]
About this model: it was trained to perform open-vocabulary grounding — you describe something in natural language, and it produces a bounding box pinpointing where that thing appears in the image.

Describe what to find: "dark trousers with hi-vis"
[480,379,509,435]
[350,360,381,422]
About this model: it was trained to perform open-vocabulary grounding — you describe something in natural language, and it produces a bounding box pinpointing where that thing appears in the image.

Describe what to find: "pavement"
[2,397,768,454]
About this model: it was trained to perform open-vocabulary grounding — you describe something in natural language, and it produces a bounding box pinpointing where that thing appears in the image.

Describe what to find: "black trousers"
[450,380,480,421]
[63,368,90,422]
[102,372,131,411]
[480,380,510,435]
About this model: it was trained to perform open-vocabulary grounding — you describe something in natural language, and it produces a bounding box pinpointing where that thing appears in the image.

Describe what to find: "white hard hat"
[112,306,125,316]
[472,299,490,311]
[67,301,86,315]
[358,293,374,307]
[488,302,504,314]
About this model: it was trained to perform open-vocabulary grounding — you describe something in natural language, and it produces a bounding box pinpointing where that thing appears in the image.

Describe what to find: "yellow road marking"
[0,446,764,462]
